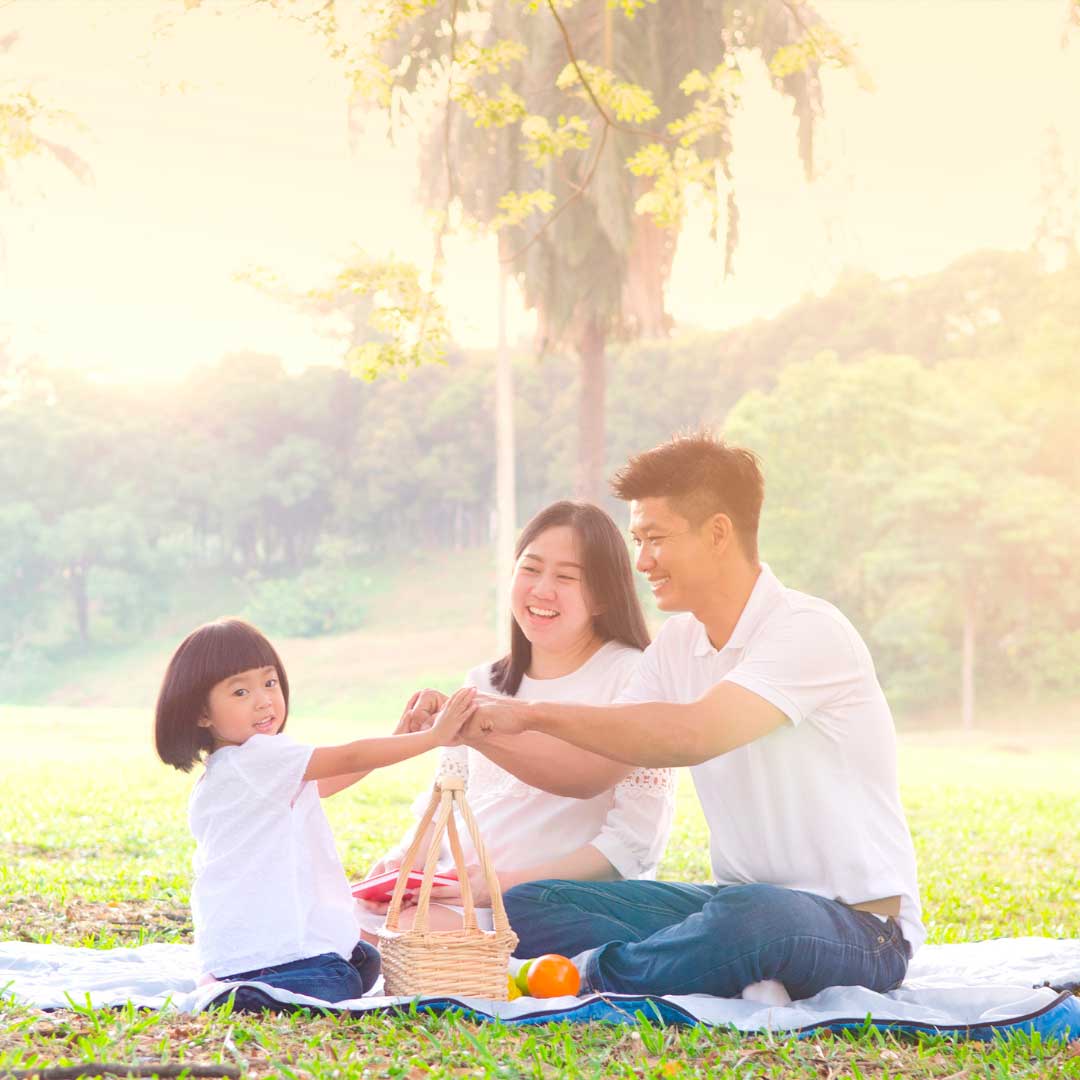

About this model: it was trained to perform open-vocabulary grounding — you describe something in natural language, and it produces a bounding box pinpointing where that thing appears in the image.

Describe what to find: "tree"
[725,350,1080,725]
[361,0,850,499]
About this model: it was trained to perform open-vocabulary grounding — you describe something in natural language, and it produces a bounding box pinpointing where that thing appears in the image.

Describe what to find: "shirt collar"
[692,563,782,657]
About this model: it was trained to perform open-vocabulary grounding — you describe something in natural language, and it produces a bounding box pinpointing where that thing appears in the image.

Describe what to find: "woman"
[359,500,675,934]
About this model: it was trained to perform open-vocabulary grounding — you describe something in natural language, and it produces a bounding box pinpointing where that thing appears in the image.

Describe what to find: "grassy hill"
[6,548,500,719]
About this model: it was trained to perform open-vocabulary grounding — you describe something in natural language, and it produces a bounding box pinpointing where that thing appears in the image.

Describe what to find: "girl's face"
[198,666,286,750]
[510,525,600,655]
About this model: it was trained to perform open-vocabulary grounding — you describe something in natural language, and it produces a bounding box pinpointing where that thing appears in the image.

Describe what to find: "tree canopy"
[4,251,1078,722]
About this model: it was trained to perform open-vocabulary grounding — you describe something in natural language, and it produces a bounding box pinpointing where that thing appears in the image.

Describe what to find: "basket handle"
[383,777,512,935]
[451,781,513,934]
[384,786,441,932]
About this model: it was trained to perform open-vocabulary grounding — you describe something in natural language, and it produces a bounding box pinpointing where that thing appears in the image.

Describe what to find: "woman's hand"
[401,688,449,733]
[355,854,415,914]
[429,864,492,907]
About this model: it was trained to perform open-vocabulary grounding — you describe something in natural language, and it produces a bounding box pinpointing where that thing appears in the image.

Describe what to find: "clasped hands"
[397,687,526,743]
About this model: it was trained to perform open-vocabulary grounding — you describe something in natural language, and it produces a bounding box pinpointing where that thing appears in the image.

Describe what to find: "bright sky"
[1,0,1078,380]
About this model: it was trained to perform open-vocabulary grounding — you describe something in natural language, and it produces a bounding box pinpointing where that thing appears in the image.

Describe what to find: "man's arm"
[473,681,788,768]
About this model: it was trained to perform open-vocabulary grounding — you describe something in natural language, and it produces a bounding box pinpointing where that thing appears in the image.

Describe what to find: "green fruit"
[514,960,533,995]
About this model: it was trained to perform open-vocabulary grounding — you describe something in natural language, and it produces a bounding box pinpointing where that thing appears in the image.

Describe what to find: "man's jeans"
[212,941,381,1012]
[503,880,910,1000]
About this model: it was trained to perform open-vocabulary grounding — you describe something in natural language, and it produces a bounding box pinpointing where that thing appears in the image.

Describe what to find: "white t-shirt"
[391,641,675,881]
[189,733,360,977]
[618,565,925,954]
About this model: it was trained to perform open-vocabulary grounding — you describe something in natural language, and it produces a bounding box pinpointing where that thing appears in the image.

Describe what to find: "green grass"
[2,706,1079,1077]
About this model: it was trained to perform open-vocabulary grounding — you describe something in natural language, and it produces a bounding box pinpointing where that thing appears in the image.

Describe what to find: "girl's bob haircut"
[490,500,650,697]
[155,617,290,772]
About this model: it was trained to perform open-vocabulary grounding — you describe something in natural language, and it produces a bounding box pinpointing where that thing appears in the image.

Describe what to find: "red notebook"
[350,869,457,903]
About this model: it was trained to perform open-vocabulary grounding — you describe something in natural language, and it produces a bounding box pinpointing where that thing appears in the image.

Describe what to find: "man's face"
[629,496,715,613]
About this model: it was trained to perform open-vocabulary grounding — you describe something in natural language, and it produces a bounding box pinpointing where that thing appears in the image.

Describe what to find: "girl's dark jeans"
[211,940,381,1013]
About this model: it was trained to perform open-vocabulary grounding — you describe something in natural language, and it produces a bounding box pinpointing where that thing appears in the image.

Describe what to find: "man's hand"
[471,692,531,737]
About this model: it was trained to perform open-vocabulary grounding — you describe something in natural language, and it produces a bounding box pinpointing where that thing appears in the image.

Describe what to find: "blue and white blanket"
[3,937,1079,1040]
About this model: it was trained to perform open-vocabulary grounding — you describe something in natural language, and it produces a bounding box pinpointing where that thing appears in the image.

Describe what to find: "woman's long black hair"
[490,501,650,697]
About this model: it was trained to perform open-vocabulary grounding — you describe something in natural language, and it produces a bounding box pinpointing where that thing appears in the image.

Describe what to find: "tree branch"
[500,120,608,264]
[544,0,678,147]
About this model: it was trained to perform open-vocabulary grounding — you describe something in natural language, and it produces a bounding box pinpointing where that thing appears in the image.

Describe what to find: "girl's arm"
[303,688,475,782]
[317,691,429,798]
[317,770,369,798]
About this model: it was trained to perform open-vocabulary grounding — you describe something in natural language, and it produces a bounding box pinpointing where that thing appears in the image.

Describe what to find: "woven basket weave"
[376,776,519,999]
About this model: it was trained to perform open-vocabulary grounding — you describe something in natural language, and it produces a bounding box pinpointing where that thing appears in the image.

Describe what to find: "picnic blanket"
[3,937,1079,1040]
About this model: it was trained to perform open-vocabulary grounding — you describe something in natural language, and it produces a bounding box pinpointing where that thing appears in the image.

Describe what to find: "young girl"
[155,617,475,1008]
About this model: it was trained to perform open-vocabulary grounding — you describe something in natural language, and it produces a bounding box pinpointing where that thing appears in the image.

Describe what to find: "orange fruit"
[525,953,581,998]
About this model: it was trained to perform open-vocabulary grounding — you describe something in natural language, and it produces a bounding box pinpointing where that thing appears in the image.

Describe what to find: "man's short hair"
[611,432,764,560]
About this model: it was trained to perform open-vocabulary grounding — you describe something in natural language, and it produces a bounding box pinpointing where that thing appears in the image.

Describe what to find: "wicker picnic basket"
[376,776,519,999]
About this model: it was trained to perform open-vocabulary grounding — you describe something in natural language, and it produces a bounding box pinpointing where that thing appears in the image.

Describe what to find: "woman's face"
[510,525,599,654]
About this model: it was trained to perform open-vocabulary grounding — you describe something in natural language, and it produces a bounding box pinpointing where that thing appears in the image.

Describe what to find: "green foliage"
[726,346,1080,709]
[520,112,591,164]
[352,0,844,353]
[768,26,857,79]
[243,564,372,638]
[3,253,1079,715]
[239,250,450,382]
[489,187,557,230]
[555,60,660,123]
[452,82,528,129]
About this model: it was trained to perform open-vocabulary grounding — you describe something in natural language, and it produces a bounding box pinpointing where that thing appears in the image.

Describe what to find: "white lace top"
[393,641,676,880]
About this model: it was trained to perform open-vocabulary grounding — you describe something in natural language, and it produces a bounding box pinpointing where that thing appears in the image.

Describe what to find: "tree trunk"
[71,564,89,647]
[494,263,517,653]
[960,585,977,731]
[575,316,607,503]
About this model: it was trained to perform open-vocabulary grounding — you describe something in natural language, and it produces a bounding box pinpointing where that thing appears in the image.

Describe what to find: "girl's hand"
[430,686,477,745]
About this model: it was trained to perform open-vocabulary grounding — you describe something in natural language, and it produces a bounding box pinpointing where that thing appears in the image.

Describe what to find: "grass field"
[2,693,1079,1076]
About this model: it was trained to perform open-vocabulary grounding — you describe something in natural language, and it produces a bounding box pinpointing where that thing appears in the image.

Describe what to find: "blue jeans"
[212,941,381,1012]
[503,880,910,1000]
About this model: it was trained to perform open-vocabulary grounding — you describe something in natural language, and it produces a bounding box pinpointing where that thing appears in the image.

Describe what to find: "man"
[418,433,922,1000]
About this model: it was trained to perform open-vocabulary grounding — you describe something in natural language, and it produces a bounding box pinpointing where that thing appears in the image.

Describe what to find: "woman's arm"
[462,729,632,798]
[498,843,621,892]
[429,842,621,907]
[589,767,676,880]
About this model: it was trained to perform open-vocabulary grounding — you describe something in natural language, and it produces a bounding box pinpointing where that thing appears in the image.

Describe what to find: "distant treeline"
[2,251,1078,712]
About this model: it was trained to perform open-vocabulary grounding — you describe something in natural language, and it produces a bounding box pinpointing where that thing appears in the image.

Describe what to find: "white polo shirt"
[618,565,925,954]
